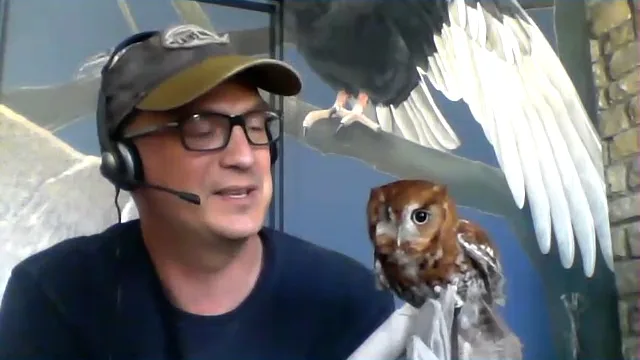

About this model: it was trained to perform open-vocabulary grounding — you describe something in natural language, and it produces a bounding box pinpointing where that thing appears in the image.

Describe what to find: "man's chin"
[206,215,263,240]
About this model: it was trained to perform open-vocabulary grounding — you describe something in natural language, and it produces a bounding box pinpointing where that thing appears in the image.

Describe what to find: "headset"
[97,30,160,194]
[96,30,279,204]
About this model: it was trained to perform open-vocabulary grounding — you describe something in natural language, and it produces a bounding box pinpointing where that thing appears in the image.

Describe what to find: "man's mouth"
[214,186,257,199]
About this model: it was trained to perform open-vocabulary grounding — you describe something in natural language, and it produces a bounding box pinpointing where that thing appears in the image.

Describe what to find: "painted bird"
[288,0,612,278]
[367,179,522,357]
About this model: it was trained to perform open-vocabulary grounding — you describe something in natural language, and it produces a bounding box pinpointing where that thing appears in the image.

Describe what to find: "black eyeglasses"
[121,109,282,151]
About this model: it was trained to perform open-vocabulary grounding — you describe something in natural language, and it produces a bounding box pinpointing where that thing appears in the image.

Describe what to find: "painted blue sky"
[1,2,559,358]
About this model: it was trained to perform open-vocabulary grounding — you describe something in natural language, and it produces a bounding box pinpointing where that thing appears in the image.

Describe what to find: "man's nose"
[219,126,255,169]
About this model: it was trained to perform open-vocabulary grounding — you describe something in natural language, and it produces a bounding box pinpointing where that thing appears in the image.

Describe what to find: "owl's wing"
[374,0,612,278]
[456,226,505,305]
[455,225,523,359]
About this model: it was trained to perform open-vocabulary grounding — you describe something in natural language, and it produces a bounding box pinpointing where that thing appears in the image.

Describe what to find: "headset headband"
[96,31,158,156]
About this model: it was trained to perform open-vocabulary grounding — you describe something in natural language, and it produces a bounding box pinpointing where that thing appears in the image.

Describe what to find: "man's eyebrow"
[187,100,273,115]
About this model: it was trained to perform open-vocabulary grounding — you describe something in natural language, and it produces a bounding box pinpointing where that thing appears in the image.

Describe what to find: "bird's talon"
[300,94,378,137]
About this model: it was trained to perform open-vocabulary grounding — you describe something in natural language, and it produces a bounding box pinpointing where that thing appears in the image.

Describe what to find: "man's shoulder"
[11,221,137,285]
[1,221,143,358]
[265,228,378,287]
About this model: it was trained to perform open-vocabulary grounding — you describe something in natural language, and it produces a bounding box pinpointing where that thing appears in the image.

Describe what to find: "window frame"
[0,0,9,98]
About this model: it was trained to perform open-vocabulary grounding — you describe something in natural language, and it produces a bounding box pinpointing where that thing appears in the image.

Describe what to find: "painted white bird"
[291,0,612,277]
[0,105,138,299]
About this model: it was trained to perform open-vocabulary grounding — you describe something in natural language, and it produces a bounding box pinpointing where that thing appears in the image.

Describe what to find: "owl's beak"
[396,229,410,246]
[396,225,419,248]
[396,231,411,247]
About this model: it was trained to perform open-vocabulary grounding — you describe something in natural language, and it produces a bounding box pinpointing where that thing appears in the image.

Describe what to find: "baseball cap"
[99,24,303,135]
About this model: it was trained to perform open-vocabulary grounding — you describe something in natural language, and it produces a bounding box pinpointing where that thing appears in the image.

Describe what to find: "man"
[0,24,395,359]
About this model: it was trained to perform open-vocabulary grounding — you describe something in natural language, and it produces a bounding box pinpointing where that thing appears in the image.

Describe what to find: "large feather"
[363,0,612,277]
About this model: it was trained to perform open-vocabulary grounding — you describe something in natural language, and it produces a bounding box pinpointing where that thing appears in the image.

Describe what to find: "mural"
[284,0,613,279]
[0,0,622,359]
[277,2,620,359]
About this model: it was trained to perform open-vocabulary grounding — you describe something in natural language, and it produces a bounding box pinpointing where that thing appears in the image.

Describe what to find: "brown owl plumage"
[367,179,520,353]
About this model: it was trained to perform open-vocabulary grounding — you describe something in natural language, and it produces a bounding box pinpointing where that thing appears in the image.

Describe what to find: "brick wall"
[586,1,639,359]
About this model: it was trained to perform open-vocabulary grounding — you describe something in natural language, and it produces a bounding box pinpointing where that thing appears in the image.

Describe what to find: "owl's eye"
[411,209,430,224]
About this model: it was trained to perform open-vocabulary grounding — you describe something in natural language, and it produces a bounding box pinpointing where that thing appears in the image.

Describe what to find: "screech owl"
[366,179,513,345]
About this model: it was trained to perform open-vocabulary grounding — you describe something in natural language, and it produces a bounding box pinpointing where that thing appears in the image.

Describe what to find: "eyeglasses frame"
[119,109,282,152]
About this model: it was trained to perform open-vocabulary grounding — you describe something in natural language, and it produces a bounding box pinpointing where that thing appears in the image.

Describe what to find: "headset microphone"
[137,182,202,205]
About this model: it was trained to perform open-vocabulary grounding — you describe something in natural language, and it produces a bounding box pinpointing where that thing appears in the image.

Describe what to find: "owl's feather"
[456,221,505,306]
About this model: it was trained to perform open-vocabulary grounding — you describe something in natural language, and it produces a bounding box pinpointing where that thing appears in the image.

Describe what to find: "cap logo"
[161,24,230,49]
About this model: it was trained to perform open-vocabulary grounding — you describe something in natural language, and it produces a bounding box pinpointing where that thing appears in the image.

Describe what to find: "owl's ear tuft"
[432,184,448,195]
[369,187,385,203]
[367,188,384,223]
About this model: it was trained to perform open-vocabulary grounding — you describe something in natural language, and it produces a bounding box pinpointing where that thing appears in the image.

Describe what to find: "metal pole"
[0,0,10,102]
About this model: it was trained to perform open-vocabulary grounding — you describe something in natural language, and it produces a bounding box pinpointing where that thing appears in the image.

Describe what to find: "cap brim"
[136,55,303,111]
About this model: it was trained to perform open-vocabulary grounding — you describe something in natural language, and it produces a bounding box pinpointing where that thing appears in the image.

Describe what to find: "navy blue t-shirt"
[0,220,395,360]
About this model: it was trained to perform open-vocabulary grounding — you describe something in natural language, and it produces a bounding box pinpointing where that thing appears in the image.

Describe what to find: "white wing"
[368,0,612,277]
[0,105,138,300]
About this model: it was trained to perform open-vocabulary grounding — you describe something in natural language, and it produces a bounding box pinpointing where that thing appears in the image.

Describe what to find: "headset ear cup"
[117,140,144,186]
[100,151,122,187]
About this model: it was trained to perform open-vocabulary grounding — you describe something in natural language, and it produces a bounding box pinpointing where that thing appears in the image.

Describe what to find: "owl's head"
[367,179,458,254]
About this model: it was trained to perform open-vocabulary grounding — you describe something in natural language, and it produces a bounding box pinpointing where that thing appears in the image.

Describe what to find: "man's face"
[128,79,273,240]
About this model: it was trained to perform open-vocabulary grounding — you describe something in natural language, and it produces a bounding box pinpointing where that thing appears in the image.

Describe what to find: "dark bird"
[286,0,612,278]
[367,179,523,359]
